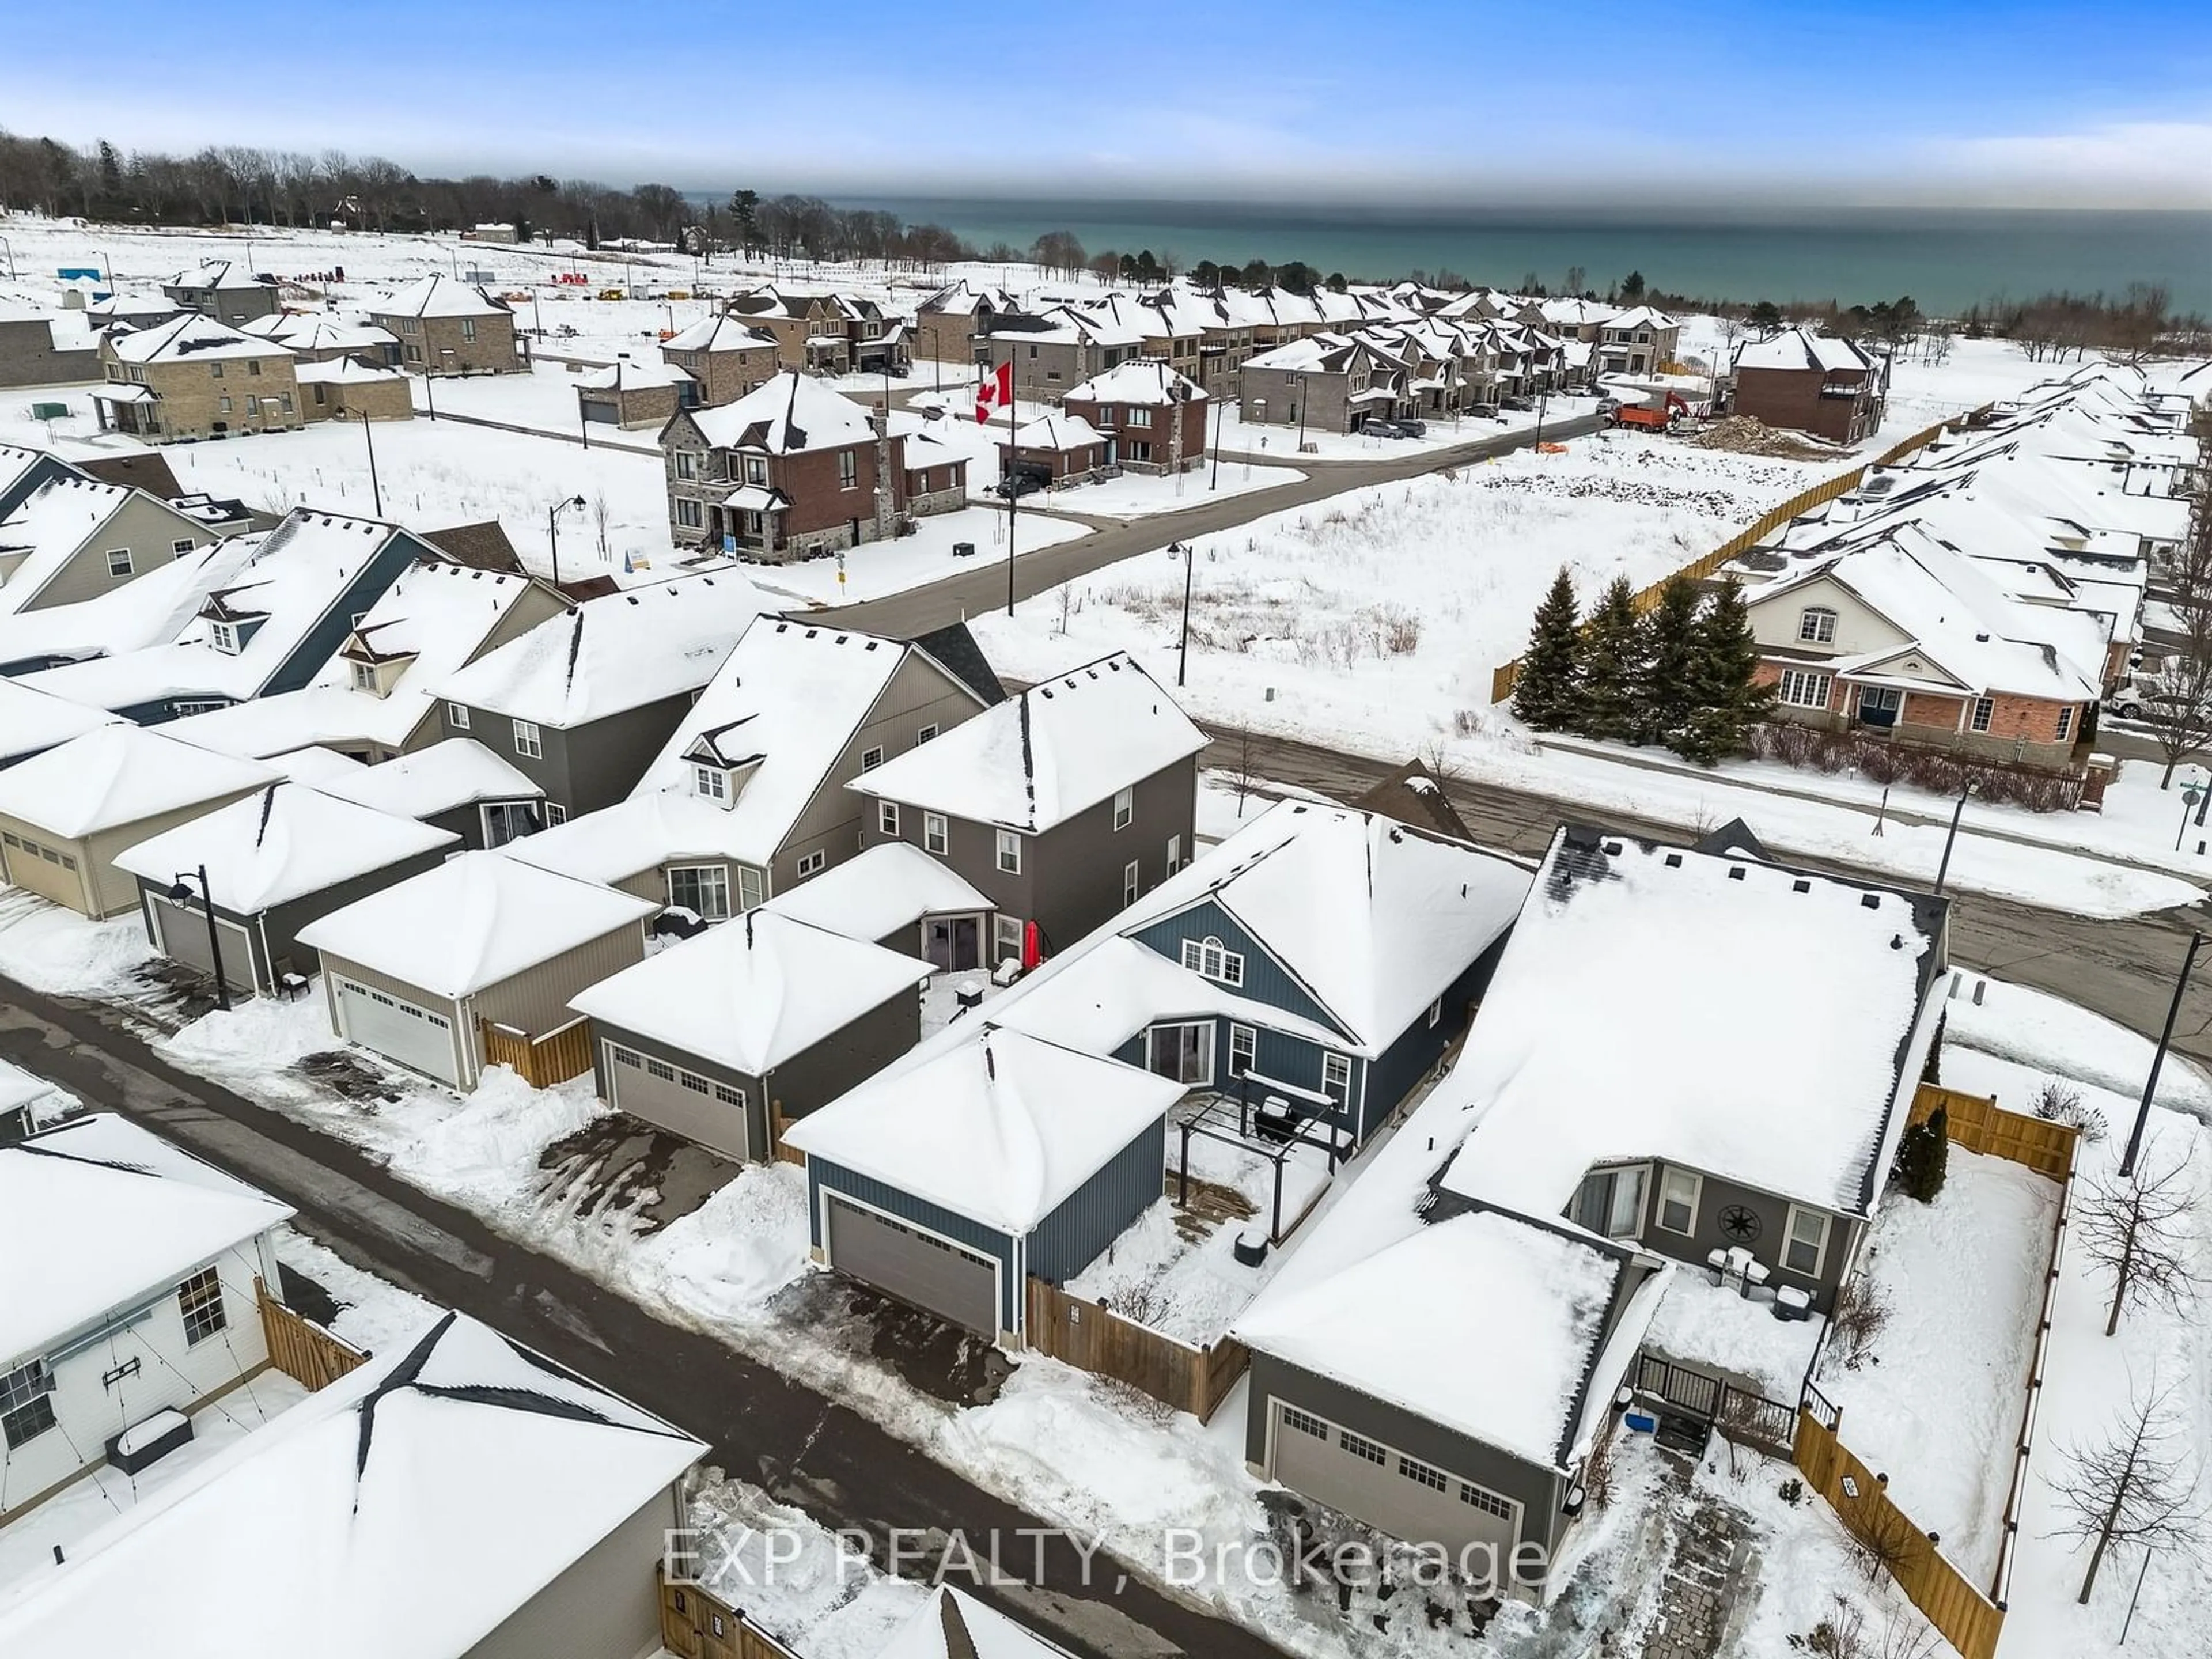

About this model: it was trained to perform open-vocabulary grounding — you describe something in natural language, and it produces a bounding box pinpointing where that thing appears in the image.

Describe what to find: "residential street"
[831,412,1606,634]
[0,981,1276,1659]
[1211,725,2212,1074]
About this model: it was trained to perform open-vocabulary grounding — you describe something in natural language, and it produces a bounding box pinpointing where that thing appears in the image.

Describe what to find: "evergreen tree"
[1632,575,1702,747]
[1573,575,1645,741]
[1675,579,1772,764]
[1895,1106,1950,1202]
[1512,568,1582,731]
[1620,269,1647,302]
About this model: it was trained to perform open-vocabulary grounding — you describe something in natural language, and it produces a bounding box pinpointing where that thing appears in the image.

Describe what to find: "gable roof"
[1734,327,1876,375]
[165,260,267,294]
[660,315,778,354]
[0,725,276,838]
[0,1313,703,1659]
[294,850,656,998]
[781,1025,1183,1233]
[1063,359,1205,407]
[848,652,1204,834]
[0,1113,294,1362]
[0,477,192,618]
[1115,801,1532,1055]
[68,450,185,500]
[1352,758,1475,843]
[314,738,543,819]
[371,274,509,320]
[432,571,776,728]
[107,314,291,365]
[1437,827,1941,1222]
[907,621,1006,707]
[569,911,930,1075]
[112,783,456,913]
[687,369,880,453]
[758,840,993,943]
[421,521,525,575]
[0,677,122,764]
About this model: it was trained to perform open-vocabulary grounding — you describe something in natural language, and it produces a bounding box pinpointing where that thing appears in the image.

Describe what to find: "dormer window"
[351,661,378,693]
[694,764,729,804]
[210,620,242,654]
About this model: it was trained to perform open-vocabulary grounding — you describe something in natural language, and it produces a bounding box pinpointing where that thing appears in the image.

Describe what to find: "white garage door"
[148,893,258,995]
[825,1196,998,1335]
[334,977,459,1084]
[1270,1400,1524,1570]
[605,1040,753,1161]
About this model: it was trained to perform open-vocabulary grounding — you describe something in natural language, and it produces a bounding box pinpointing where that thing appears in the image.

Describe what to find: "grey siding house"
[569,911,931,1162]
[786,1027,1185,1342]
[113,783,457,997]
[0,477,217,616]
[849,651,1206,963]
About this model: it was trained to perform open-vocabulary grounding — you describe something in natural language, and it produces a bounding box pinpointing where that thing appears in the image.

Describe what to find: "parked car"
[1500,396,1535,412]
[1478,405,1510,423]
[993,470,1048,500]
[1397,417,1427,437]
[2105,687,2186,723]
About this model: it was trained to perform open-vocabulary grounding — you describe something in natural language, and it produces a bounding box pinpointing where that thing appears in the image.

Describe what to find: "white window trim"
[1657,1167,1703,1237]
[209,619,241,654]
[667,863,731,921]
[796,849,827,878]
[1783,1205,1832,1278]
[995,830,1021,875]
[105,547,133,576]
[1797,607,1837,644]
[1123,858,1140,906]
[994,914,1024,959]
[879,801,900,836]
[1228,1022,1256,1076]
[1180,934,1245,987]
[1777,668,1831,710]
[916,723,938,744]
[1969,696,1994,734]
[1112,785,1134,831]
[1426,997,1442,1029]
[694,763,729,802]
[2056,706,2074,741]
[1321,1052,1353,1103]
[512,719,542,760]
[924,812,949,857]
[447,702,471,730]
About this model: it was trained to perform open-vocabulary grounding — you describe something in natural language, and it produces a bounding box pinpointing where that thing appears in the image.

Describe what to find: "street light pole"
[1931,779,1973,896]
[1210,396,1225,490]
[1176,542,1195,688]
[169,866,230,1012]
[360,408,383,518]
[547,494,585,588]
[2122,931,2204,1178]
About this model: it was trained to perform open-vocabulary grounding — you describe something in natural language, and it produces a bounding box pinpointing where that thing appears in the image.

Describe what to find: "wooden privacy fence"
[1026,1278,1250,1422]
[1795,1389,2005,1659]
[1488,407,1985,704]
[658,1569,802,1659]
[479,1014,594,1088]
[254,1276,368,1389]
[1909,1082,2079,1180]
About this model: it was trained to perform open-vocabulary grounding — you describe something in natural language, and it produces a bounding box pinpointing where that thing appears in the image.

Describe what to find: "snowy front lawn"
[729,503,1089,607]
[1814,1147,2059,1585]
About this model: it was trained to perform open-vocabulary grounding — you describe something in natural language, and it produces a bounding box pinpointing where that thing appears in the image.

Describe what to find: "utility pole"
[360,408,383,518]
[1176,543,1195,687]
[2122,931,2204,1178]
[1005,359,1018,616]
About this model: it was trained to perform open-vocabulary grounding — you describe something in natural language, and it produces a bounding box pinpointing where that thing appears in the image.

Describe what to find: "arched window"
[1797,607,1838,645]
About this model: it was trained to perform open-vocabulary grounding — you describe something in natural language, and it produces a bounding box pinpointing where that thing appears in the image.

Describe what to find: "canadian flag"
[974,361,1013,425]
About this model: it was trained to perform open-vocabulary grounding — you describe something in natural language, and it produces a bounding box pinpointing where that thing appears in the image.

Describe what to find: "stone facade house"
[160,260,279,324]
[90,317,302,443]
[0,310,98,387]
[974,306,1145,399]
[577,353,696,430]
[913,281,1018,365]
[297,357,413,422]
[1060,361,1207,475]
[1239,334,1408,435]
[999,414,1111,486]
[724,286,899,373]
[370,275,523,376]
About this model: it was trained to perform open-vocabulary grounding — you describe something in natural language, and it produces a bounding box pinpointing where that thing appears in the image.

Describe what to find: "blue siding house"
[17,510,431,722]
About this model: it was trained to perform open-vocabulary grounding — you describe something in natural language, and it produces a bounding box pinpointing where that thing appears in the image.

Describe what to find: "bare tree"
[591,491,612,562]
[1223,726,1266,820]
[2079,1146,2197,1336]
[2141,407,2212,786]
[2049,1376,2205,1602]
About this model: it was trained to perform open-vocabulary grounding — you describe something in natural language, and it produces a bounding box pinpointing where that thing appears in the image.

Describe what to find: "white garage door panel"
[149,894,257,994]
[335,977,458,1084]
[825,1196,998,1335]
[1271,1401,1522,1567]
[605,1041,753,1161]
[2,835,84,910]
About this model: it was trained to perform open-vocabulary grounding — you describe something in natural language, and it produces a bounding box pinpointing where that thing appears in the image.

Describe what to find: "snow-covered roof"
[0,676,120,764]
[112,783,455,914]
[1063,359,1205,407]
[294,850,656,998]
[0,533,259,672]
[370,273,509,320]
[687,369,880,454]
[433,571,774,728]
[1114,800,1532,1056]
[0,1113,293,1363]
[1601,305,1676,333]
[570,911,930,1075]
[783,1026,1181,1233]
[0,476,145,618]
[244,315,399,354]
[165,260,267,293]
[1438,829,1938,1221]
[660,315,778,354]
[1236,1209,1636,1471]
[314,738,543,819]
[759,840,992,942]
[878,1588,1078,1659]
[1006,412,1106,450]
[0,725,276,838]
[576,355,692,392]
[0,1313,703,1659]
[293,356,403,385]
[21,511,416,713]
[105,313,292,366]
[1734,327,1876,376]
[848,652,1204,834]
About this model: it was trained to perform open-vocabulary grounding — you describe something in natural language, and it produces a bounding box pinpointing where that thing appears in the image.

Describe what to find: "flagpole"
[1005,358,1017,616]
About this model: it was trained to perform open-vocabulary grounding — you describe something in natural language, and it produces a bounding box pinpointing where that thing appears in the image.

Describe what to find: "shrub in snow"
[2032,1077,2109,1143]
[1893,1105,1949,1203]
[1828,1274,1891,1371]
[1919,1013,1944,1084]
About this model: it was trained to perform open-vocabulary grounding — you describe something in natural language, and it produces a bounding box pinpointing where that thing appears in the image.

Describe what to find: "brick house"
[297,357,412,423]
[89,316,302,443]
[724,286,901,373]
[1000,413,1111,486]
[1239,334,1410,435]
[1732,328,1889,445]
[1741,532,2103,769]
[577,353,698,430]
[658,316,781,406]
[661,369,955,560]
[160,260,279,324]
[370,275,522,376]
[0,310,98,387]
[913,281,1018,365]
[1060,361,1207,475]
[974,306,1145,400]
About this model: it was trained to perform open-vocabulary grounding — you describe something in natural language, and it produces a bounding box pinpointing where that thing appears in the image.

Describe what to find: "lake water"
[826,199,2212,317]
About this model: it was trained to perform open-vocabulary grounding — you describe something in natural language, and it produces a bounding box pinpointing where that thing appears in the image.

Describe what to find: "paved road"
[1219,726,2212,1074]
[0,983,1267,1659]
[832,414,1604,635]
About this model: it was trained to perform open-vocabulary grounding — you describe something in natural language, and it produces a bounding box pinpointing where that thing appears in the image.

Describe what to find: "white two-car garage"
[823,1196,1000,1335]
[1267,1399,1525,1572]
[332,976,459,1085]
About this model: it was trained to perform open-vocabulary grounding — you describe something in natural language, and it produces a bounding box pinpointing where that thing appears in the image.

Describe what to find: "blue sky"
[4,1,2207,207]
